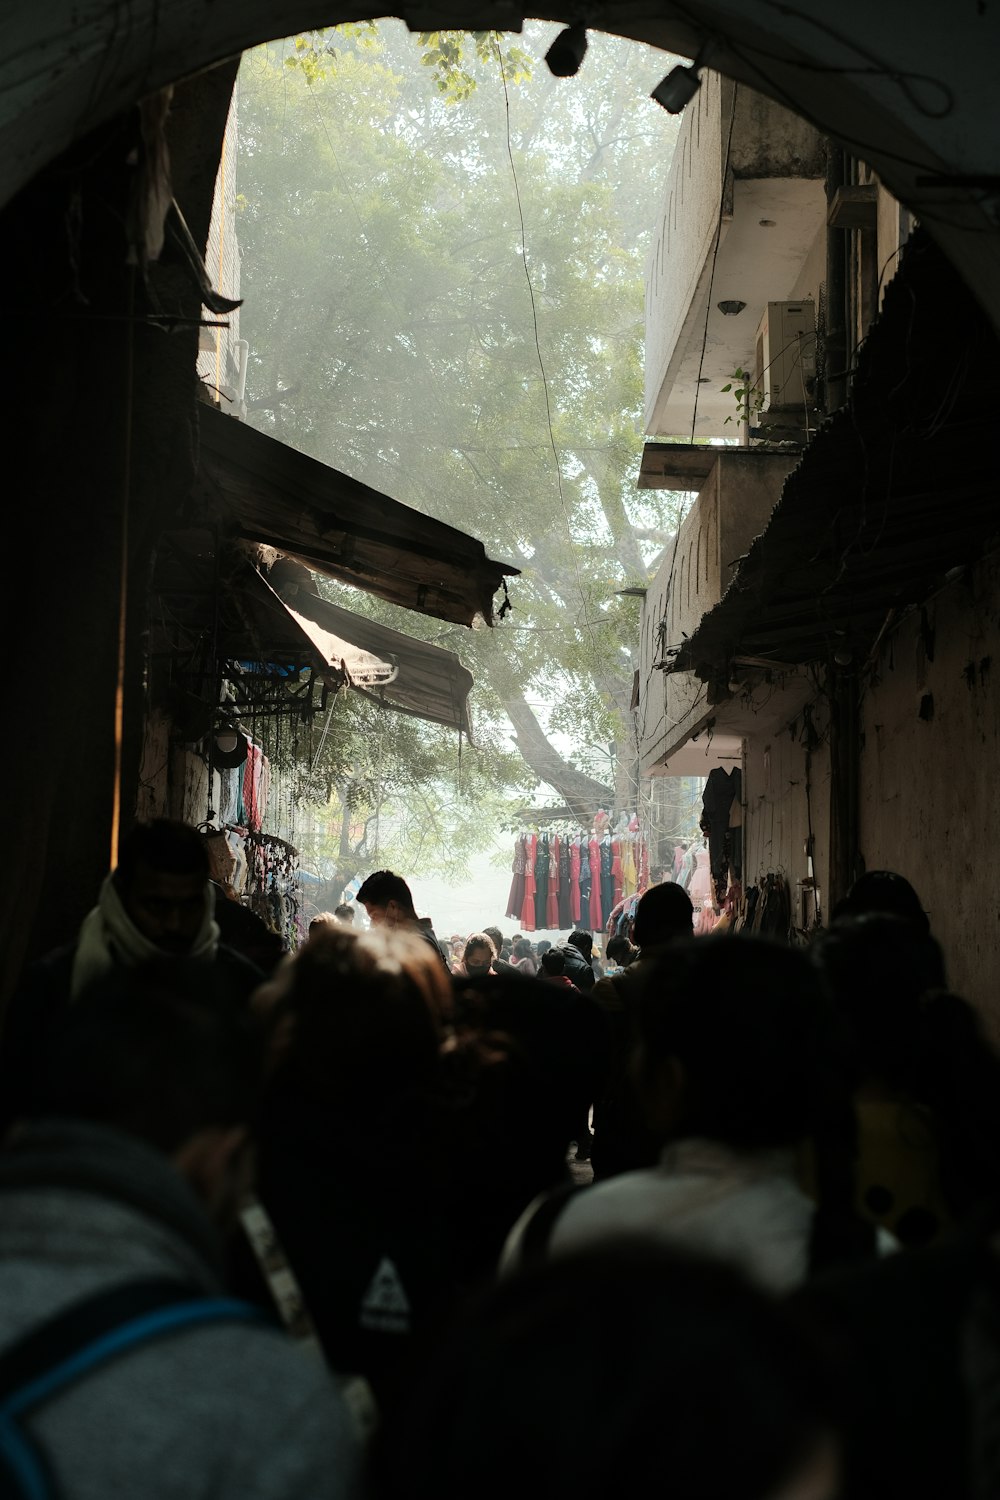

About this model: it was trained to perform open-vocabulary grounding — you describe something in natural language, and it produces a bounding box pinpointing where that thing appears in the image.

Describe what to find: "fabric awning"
[668,229,1000,683]
[194,403,519,628]
[263,556,475,738]
[150,533,474,737]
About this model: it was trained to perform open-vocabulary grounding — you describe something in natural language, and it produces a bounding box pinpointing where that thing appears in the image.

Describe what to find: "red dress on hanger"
[588,836,602,930]
[569,837,582,924]
[547,834,561,929]
[520,833,537,932]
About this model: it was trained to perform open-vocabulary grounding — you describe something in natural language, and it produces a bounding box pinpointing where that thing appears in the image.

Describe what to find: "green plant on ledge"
[720,368,764,426]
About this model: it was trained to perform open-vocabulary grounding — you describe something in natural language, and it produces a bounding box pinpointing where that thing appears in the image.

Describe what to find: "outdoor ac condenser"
[753,301,816,411]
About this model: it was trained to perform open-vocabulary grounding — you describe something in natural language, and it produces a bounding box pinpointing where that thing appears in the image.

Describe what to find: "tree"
[235,21,692,848]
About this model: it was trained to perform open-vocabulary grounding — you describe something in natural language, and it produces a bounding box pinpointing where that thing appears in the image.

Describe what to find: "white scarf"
[70,873,220,999]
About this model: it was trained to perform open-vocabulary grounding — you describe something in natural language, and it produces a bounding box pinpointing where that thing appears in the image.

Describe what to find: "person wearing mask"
[454,934,497,979]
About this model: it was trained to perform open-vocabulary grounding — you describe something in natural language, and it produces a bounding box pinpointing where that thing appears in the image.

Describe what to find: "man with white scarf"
[0,820,264,1136]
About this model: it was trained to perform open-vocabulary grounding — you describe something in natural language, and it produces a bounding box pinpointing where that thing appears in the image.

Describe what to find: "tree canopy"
[235,20,692,878]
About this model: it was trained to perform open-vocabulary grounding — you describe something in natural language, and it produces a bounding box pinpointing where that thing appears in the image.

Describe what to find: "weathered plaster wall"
[858,553,1000,1041]
[743,698,830,930]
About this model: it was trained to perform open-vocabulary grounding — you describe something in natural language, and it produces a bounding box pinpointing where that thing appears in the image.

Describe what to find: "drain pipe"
[824,143,849,414]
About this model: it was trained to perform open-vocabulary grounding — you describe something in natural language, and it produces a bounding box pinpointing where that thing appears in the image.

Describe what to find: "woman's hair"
[266,925,451,1109]
[372,1241,835,1500]
[511,939,533,961]
[638,933,874,1273]
[463,933,496,966]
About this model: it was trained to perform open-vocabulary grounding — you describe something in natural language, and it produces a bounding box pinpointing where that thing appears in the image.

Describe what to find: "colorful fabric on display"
[569,838,582,924]
[534,834,550,931]
[520,833,537,932]
[588,837,602,930]
[611,838,623,909]
[506,835,526,920]
[547,835,561,929]
[621,837,637,897]
[558,837,572,928]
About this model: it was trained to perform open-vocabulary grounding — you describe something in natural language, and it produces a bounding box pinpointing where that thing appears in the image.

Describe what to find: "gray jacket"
[0,1119,360,1500]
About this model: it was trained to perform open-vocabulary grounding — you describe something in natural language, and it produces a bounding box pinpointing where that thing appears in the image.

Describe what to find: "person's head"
[631,881,694,949]
[483,927,504,956]
[356,869,417,928]
[566,931,592,959]
[334,903,355,925]
[536,939,552,956]
[606,935,637,967]
[115,819,212,955]
[263,925,451,1109]
[540,949,565,978]
[808,912,947,1089]
[463,933,497,976]
[635,934,843,1153]
[636,934,872,1273]
[512,938,534,962]
[831,869,931,937]
[38,958,264,1225]
[307,911,339,939]
[373,1241,838,1500]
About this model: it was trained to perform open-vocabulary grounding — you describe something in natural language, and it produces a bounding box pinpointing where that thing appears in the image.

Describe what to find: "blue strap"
[1,1298,261,1420]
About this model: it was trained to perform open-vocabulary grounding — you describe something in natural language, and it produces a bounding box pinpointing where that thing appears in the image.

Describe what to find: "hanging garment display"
[588,836,602,931]
[500,821,649,935]
[506,834,526,920]
[687,844,713,906]
[569,835,582,925]
[547,834,561,929]
[558,835,572,929]
[620,836,637,898]
[611,837,623,909]
[599,835,613,925]
[534,833,551,931]
[520,833,537,932]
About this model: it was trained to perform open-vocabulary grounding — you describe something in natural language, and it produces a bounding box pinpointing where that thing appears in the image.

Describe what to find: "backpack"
[0,1278,266,1499]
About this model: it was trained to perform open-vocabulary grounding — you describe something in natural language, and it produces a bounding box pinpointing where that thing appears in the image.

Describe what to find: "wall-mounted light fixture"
[651,38,717,114]
[545,23,588,77]
[717,299,747,316]
[651,63,702,113]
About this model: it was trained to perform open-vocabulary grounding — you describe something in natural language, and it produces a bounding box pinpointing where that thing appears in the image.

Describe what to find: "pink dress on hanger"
[588,836,602,930]
[520,833,537,932]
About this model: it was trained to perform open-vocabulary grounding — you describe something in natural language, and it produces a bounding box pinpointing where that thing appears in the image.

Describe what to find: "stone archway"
[1,1,996,1002]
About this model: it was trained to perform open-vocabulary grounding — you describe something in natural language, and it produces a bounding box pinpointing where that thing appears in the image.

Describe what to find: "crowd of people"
[2,821,1000,1498]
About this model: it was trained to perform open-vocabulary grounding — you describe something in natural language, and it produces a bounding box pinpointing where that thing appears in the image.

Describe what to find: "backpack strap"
[0,1279,265,1500]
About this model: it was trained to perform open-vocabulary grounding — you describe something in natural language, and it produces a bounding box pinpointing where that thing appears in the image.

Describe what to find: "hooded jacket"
[0,1119,360,1500]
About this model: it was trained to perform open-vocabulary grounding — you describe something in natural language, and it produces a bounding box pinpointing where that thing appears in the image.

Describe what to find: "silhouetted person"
[587,881,695,1180]
[0,819,265,1135]
[504,934,879,1291]
[0,959,360,1500]
[356,870,447,969]
[373,1242,839,1500]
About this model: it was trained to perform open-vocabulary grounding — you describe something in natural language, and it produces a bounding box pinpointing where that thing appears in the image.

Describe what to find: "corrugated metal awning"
[263,555,474,738]
[194,404,519,628]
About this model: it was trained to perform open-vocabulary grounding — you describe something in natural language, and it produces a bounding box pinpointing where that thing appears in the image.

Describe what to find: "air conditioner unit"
[753,301,816,411]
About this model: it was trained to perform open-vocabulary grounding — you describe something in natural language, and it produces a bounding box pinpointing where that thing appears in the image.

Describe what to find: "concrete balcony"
[636,448,800,774]
[644,72,826,440]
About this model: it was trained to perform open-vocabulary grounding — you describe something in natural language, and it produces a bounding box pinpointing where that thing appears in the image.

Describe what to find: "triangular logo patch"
[359,1257,410,1333]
